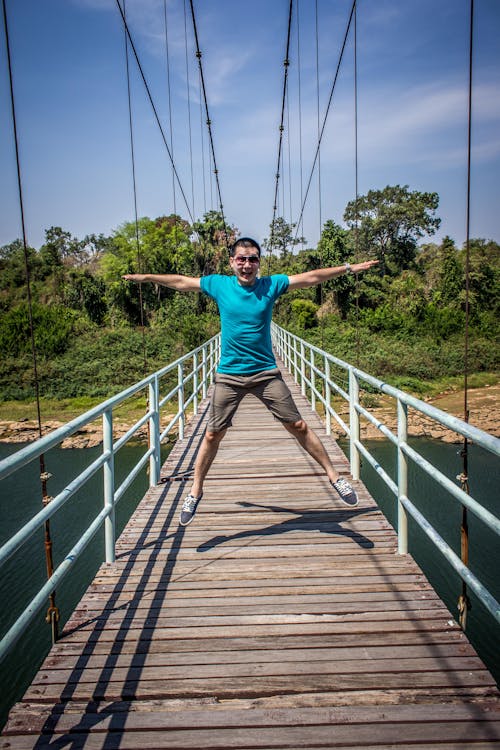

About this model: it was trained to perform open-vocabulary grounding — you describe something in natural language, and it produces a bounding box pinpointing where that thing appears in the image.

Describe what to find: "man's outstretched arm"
[122,273,201,292]
[288,259,379,290]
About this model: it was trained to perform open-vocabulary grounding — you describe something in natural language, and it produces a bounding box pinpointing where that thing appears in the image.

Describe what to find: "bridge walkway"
[2,364,499,748]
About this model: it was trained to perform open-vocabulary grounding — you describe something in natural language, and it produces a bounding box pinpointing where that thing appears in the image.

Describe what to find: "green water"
[0,436,498,730]
[0,440,171,731]
[340,436,500,690]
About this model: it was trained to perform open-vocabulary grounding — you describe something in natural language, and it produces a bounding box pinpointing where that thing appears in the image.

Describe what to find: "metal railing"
[0,333,220,664]
[272,323,500,625]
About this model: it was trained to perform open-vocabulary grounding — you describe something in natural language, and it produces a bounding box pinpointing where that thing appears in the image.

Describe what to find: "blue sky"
[1,0,499,252]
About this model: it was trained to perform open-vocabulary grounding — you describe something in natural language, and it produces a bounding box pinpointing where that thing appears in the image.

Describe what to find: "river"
[0,437,498,730]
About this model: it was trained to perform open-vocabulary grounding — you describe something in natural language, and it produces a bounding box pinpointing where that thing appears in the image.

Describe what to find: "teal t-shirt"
[200,274,289,374]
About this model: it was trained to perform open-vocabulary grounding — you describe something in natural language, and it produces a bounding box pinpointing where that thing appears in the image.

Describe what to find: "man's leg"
[282,419,358,506]
[180,429,226,526]
[282,419,338,483]
[190,428,226,498]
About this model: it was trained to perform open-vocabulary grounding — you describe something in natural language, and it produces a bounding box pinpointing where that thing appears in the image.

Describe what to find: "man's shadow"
[197,500,375,551]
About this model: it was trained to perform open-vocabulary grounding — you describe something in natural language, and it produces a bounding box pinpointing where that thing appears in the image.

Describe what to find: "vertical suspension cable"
[293,1,356,242]
[268,0,294,272]
[183,0,196,219]
[2,0,59,642]
[189,0,230,246]
[123,0,147,378]
[315,0,322,233]
[315,0,324,347]
[458,0,474,631]
[296,0,305,250]
[286,88,293,228]
[199,66,207,215]
[163,0,177,221]
[353,0,361,368]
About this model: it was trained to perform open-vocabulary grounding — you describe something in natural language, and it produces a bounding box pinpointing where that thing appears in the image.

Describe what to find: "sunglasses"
[233,255,260,264]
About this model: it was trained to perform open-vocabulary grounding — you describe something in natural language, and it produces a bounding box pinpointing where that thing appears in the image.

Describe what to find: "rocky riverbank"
[0,386,498,448]
[329,384,499,443]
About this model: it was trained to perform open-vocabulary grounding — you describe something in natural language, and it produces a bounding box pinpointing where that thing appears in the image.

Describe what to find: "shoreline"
[0,386,498,449]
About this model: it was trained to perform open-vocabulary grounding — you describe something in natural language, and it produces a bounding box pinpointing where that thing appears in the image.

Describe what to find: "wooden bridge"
[2,366,499,748]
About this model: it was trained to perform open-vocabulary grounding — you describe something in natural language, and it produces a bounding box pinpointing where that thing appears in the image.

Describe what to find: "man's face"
[229,246,261,286]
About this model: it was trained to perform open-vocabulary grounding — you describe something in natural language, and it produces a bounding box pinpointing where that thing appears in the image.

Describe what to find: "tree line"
[0,185,498,400]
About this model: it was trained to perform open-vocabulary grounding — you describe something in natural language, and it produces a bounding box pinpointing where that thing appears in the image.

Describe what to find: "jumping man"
[123,237,378,526]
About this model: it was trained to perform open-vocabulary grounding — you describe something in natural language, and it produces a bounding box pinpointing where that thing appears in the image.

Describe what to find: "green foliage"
[0,197,498,402]
[263,216,305,259]
[344,184,440,273]
[0,303,74,358]
[290,299,319,329]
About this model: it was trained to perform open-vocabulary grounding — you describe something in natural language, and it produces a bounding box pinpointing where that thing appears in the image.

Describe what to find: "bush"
[0,303,74,358]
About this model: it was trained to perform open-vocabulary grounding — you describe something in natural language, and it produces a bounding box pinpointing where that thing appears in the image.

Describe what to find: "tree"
[263,217,305,259]
[192,210,237,276]
[344,185,441,273]
[437,236,463,304]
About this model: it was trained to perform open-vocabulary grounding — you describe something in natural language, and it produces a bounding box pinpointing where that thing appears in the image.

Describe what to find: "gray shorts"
[207,368,302,432]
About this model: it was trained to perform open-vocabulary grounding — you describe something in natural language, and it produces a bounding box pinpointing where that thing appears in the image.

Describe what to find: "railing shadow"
[31,403,210,747]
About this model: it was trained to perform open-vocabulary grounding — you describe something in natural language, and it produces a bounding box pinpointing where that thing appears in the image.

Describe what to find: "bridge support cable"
[295,0,305,250]
[1,0,60,642]
[122,0,147,379]
[314,0,326,350]
[315,0,322,234]
[189,0,230,248]
[114,0,195,226]
[458,0,475,632]
[267,0,294,272]
[163,0,178,226]
[353,0,361,367]
[293,0,356,244]
[183,0,196,219]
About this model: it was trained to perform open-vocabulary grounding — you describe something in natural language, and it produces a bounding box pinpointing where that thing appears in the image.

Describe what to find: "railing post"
[293,338,298,383]
[310,349,316,412]
[148,375,160,487]
[325,355,331,436]
[202,345,208,399]
[103,407,115,563]
[209,340,215,384]
[178,362,185,440]
[349,367,360,480]
[300,341,306,395]
[193,352,199,415]
[397,398,409,554]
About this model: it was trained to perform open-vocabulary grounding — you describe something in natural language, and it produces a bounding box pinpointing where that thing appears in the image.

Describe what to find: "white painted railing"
[272,323,500,625]
[0,333,220,664]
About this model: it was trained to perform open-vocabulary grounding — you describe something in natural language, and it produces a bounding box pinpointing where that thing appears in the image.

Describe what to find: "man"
[123,237,378,526]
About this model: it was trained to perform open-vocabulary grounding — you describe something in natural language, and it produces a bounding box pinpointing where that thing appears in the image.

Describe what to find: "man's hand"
[122,274,147,282]
[349,259,379,274]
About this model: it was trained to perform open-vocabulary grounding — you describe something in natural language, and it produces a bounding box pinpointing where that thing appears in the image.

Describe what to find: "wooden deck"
[2,366,499,748]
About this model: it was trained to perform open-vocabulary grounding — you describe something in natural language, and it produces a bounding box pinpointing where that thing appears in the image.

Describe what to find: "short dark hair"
[229,237,261,257]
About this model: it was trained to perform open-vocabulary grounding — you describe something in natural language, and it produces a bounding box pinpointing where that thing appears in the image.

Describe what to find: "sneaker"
[330,477,358,507]
[179,492,203,526]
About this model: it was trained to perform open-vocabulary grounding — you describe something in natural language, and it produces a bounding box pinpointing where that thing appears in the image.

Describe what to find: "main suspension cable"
[293,0,356,242]
[2,0,59,642]
[114,0,195,226]
[188,0,229,247]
